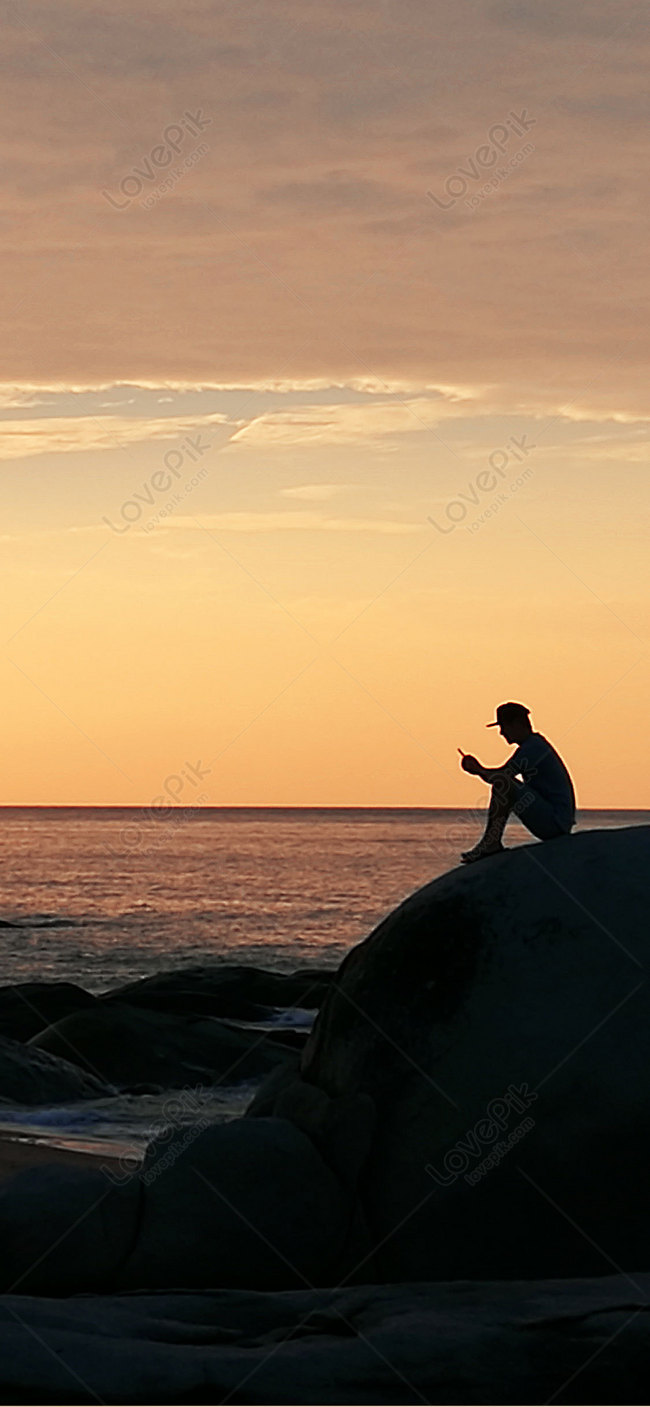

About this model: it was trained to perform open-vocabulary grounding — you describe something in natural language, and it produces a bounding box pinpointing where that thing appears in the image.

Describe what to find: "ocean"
[0,807,647,1155]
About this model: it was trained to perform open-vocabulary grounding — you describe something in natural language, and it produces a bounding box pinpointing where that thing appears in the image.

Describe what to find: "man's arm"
[461,754,519,783]
[477,759,518,784]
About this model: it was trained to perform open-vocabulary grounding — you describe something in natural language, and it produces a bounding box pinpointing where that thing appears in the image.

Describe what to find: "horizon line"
[0,804,646,814]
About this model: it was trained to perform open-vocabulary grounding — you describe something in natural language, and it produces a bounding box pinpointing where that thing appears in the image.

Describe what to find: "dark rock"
[0,981,96,1043]
[0,1116,355,1296]
[0,1034,111,1105]
[103,983,272,1023]
[290,826,650,1281]
[272,1081,375,1193]
[29,1003,299,1089]
[124,1116,352,1291]
[103,963,333,1018]
[246,1059,301,1116]
[0,1165,141,1295]
[0,917,78,929]
[1,1274,650,1402]
[249,1073,375,1195]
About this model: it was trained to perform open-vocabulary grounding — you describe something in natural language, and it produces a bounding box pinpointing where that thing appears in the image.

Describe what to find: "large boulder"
[289,826,650,1281]
[30,1004,298,1090]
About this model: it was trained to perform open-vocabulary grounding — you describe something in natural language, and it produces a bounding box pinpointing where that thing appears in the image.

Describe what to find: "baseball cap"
[486,701,530,728]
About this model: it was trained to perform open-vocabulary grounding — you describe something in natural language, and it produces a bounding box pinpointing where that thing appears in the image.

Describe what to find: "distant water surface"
[0,807,646,991]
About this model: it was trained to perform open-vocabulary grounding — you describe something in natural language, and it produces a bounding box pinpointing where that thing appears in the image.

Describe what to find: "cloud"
[280,483,351,500]
[0,412,235,462]
[1,381,645,470]
[490,0,649,41]
[0,375,481,400]
[229,391,650,450]
[259,173,401,215]
[230,397,468,447]
[542,437,650,465]
[0,388,59,410]
[160,511,424,535]
[0,0,647,418]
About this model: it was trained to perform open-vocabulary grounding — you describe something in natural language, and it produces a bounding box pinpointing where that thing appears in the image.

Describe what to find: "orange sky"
[1,1,648,805]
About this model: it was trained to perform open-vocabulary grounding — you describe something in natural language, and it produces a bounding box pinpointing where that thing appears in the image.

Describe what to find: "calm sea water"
[0,807,647,991]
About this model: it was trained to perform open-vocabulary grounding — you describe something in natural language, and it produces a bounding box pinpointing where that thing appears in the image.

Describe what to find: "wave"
[0,1083,255,1155]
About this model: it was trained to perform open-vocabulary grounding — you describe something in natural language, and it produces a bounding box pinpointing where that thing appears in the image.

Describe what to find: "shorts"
[511,781,573,841]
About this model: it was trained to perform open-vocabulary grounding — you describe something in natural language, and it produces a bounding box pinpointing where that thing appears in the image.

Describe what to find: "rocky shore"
[3,1273,650,1405]
[0,825,649,1402]
[0,963,332,1102]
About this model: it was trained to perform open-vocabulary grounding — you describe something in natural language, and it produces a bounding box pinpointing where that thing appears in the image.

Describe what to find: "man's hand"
[460,753,481,775]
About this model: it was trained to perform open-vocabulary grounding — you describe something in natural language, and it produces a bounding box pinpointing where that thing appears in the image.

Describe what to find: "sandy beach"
[0,1134,127,1185]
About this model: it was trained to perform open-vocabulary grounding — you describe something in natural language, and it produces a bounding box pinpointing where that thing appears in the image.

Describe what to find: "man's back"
[511,732,576,828]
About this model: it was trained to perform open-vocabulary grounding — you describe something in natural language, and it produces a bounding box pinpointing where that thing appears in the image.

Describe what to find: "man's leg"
[461,774,519,862]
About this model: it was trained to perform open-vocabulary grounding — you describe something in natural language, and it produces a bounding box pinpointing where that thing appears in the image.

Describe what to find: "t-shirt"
[511,733,576,827]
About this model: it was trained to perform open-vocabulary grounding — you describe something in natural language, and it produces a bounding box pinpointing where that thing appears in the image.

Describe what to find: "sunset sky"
[2,0,648,806]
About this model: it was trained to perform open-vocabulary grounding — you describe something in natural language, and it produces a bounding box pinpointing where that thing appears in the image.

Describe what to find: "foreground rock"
[0,1162,141,1295]
[0,1273,649,1403]
[0,1035,110,1105]
[289,825,650,1281]
[123,1115,355,1291]
[30,1003,298,1089]
[0,1105,372,1294]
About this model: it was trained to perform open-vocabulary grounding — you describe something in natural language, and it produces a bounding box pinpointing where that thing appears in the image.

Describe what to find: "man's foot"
[460,841,506,864]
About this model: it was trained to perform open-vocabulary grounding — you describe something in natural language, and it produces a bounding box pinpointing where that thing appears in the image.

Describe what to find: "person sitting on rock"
[458,701,576,863]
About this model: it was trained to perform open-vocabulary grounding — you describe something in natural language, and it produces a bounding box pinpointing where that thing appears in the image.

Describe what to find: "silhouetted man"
[459,701,576,863]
